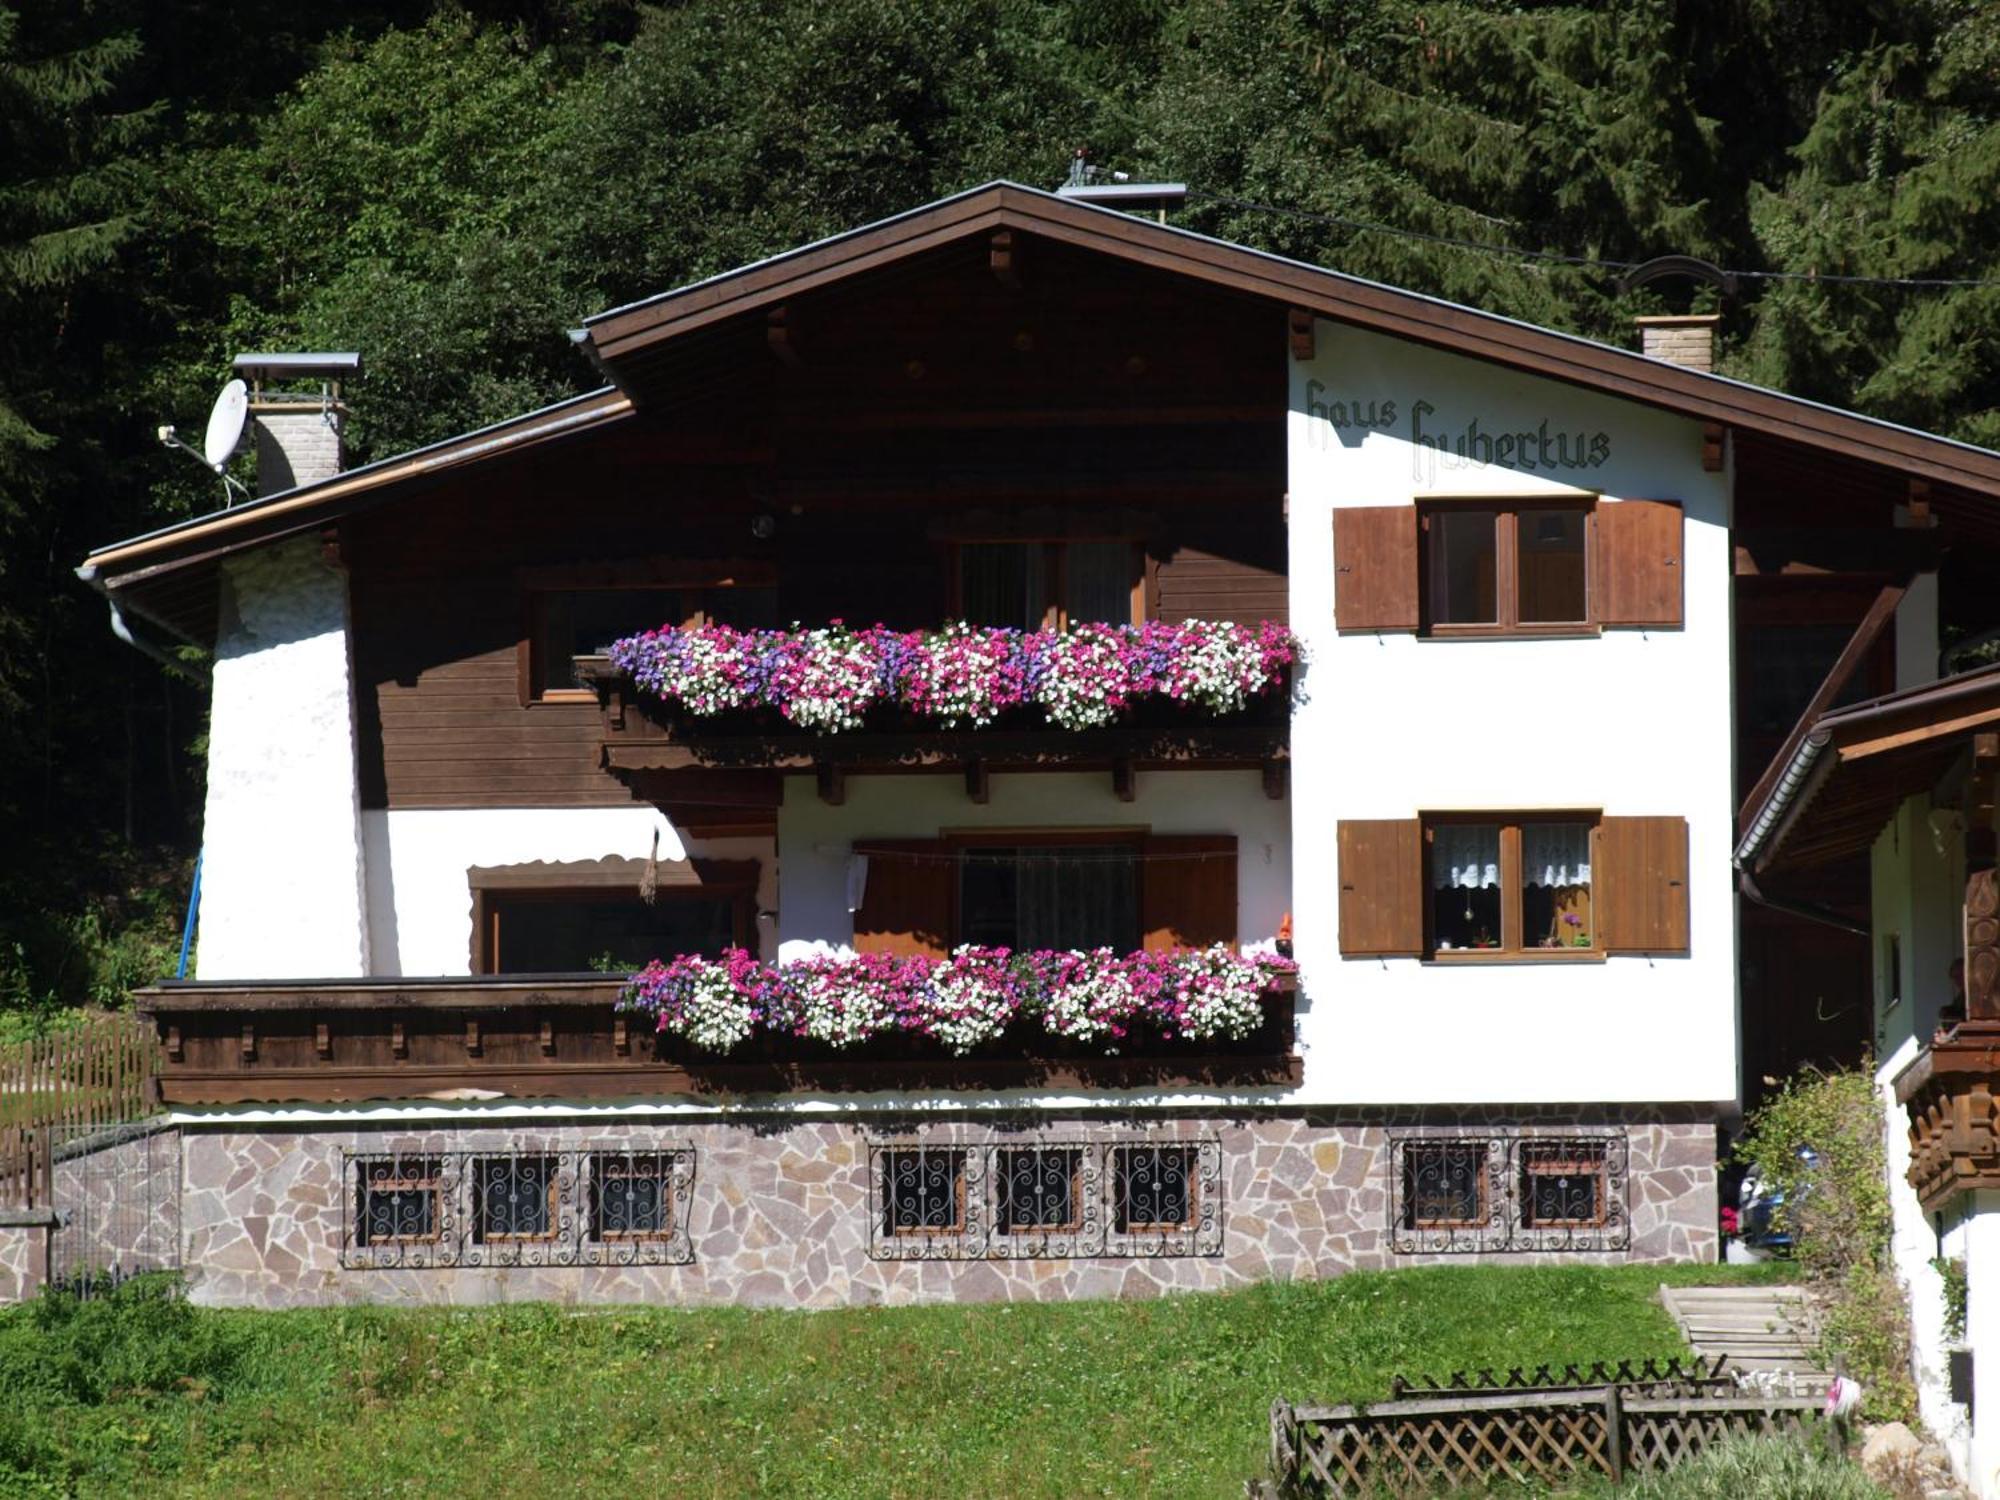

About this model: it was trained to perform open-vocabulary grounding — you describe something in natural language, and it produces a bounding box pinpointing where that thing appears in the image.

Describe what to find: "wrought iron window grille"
[342,1146,695,1269]
[1387,1132,1629,1254]
[867,1137,1222,1260]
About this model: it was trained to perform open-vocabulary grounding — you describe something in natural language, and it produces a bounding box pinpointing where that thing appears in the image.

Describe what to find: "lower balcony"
[1893,1020,2000,1212]
[134,962,1300,1107]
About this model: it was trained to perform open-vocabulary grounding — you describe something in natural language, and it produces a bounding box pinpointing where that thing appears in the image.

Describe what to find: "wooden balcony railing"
[134,974,1300,1107]
[1893,1020,2000,1212]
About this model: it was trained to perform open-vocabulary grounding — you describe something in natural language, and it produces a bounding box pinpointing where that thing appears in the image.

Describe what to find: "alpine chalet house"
[73,182,2000,1308]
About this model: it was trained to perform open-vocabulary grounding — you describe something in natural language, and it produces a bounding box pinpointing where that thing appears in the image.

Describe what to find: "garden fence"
[0,1013,160,1208]
[1269,1385,1824,1495]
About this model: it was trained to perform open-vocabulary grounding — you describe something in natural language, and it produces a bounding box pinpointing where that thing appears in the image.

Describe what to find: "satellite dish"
[202,379,249,470]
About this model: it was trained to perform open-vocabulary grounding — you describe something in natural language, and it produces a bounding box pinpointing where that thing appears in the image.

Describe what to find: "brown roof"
[1736,662,2000,872]
[79,180,2000,642]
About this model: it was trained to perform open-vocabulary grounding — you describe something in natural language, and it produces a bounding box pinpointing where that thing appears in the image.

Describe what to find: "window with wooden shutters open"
[851,840,953,958]
[1596,500,1683,628]
[1337,820,1423,957]
[1333,507,1419,633]
[1139,835,1237,950]
[1595,816,1690,954]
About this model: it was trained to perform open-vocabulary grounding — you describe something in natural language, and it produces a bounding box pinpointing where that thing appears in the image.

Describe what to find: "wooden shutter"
[1596,500,1683,628]
[1333,506,1419,632]
[850,839,951,958]
[1337,819,1423,957]
[1140,835,1237,950]
[1597,816,1690,954]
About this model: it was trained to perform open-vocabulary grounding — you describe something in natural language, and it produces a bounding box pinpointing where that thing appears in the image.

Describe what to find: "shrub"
[1620,1434,1887,1499]
[1736,1064,1915,1422]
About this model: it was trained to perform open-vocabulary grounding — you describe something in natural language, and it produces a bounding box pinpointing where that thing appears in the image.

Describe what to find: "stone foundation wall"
[179,1106,1717,1309]
[0,1211,53,1303]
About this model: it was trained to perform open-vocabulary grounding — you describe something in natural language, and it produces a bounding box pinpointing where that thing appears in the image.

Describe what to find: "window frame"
[993,1146,1085,1236]
[467,858,759,975]
[588,1152,681,1243]
[1516,1142,1611,1231]
[471,1154,562,1245]
[1388,1131,1629,1254]
[1110,1143,1201,1236]
[517,558,778,705]
[878,1146,970,1239]
[355,1159,446,1248]
[1421,811,1603,962]
[1417,496,1598,639]
[946,538,1149,630]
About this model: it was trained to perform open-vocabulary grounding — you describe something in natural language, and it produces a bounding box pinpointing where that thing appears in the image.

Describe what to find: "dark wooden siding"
[348,244,1287,810]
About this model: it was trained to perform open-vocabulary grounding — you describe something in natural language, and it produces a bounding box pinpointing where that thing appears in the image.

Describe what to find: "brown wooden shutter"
[1597,816,1690,954]
[1596,500,1683,628]
[1140,835,1237,950]
[850,840,951,958]
[1333,506,1419,632]
[1337,819,1424,957]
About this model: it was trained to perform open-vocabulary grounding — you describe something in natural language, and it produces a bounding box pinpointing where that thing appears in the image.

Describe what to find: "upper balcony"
[1896,1019,2000,1214]
[574,615,1296,800]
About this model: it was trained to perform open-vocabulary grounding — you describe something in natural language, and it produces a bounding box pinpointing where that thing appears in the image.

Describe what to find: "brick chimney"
[1633,315,1719,373]
[229,352,361,496]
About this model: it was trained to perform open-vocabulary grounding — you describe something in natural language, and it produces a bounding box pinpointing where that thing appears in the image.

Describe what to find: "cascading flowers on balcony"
[620,944,1297,1057]
[605,619,1297,733]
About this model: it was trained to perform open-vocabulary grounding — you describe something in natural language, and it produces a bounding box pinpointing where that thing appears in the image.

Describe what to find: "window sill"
[1425,950,1606,965]
[1419,625,1602,641]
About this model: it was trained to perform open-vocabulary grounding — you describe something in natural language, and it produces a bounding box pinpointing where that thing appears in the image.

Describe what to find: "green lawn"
[0,1264,1792,1499]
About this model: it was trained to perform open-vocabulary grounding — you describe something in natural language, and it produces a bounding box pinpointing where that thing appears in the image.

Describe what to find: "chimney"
[1633,315,1719,373]
[230,352,361,496]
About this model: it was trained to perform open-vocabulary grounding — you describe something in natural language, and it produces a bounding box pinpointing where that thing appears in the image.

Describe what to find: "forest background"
[4,0,1998,1021]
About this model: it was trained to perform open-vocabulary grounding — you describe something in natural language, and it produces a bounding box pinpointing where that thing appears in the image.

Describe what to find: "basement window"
[589,1152,679,1241]
[995,1147,1084,1234]
[355,1158,444,1247]
[879,1147,967,1238]
[1517,1141,1609,1229]
[472,1155,559,1242]
[1111,1144,1198,1234]
[1399,1140,1492,1231]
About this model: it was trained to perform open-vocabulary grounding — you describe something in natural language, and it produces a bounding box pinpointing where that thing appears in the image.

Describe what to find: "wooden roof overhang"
[1737,662,2000,874]
[80,181,2000,649]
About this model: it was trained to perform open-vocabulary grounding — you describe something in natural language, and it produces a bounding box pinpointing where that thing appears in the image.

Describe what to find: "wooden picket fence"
[1269,1384,1824,1495]
[0,1014,160,1208]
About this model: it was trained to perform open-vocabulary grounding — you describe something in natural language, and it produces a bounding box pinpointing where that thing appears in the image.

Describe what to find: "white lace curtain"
[1431,823,1591,888]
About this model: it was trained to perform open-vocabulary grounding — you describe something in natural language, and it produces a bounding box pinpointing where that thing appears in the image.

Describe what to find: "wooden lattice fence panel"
[1271,1388,1823,1497]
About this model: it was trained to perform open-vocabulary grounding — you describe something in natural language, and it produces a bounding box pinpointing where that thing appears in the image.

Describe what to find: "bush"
[1736,1065,1915,1422]
[1621,1434,1887,1499]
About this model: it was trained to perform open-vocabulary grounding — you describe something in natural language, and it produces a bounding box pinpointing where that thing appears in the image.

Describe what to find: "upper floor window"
[1421,500,1592,634]
[1427,814,1597,957]
[954,540,1141,630]
[469,859,756,974]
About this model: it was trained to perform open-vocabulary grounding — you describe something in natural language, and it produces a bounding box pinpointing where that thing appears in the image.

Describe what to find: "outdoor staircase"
[1660,1283,1828,1395]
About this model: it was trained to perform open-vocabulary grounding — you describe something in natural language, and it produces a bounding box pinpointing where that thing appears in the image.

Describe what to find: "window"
[355,1157,444,1247]
[342,1147,695,1269]
[957,841,1140,951]
[527,578,779,700]
[469,859,757,975]
[867,1136,1222,1260]
[955,540,1141,630]
[879,1147,967,1238]
[1112,1144,1198,1234]
[1420,500,1592,634]
[1400,1141,1491,1231]
[473,1155,558,1242]
[589,1152,678,1241]
[996,1147,1083,1233]
[1389,1133,1628,1254]
[1517,1142,1608,1229]
[1426,815,1597,957]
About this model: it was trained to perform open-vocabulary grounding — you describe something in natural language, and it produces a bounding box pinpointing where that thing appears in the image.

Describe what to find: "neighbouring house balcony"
[133,955,1300,1107]
[1895,1020,2000,1214]
[575,618,1296,801]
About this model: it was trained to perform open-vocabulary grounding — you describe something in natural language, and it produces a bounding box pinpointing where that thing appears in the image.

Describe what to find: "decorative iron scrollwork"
[1388,1132,1629,1254]
[866,1136,1221,1261]
[342,1146,695,1269]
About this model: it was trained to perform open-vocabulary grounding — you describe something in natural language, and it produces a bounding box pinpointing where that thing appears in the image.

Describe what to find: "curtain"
[1523,823,1591,888]
[1432,825,1500,890]
[1016,848,1138,950]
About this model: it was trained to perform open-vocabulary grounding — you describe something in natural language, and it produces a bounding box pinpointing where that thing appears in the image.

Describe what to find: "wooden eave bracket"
[1288,308,1315,362]
[1702,423,1725,473]
[314,1022,331,1061]
[766,305,801,368]
[539,1017,555,1057]
[964,757,990,804]
[465,1019,482,1057]
[391,1021,407,1060]
[1263,757,1289,800]
[1908,477,1934,525]
[990,229,1021,289]
[816,762,846,806]
[1112,758,1137,803]
[239,1024,255,1063]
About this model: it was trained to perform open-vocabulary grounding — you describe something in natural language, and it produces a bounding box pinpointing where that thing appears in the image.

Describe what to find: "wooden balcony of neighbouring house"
[1895,1020,2000,1214]
[572,645,1293,808]
[132,970,1301,1107]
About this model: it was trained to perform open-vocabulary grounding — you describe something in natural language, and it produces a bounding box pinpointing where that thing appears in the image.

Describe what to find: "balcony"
[577,619,1295,798]
[1893,1021,2000,1213]
[134,962,1300,1107]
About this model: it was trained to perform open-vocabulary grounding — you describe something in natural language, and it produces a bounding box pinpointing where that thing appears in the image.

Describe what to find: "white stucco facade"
[195,539,370,979]
[1286,323,1737,1106]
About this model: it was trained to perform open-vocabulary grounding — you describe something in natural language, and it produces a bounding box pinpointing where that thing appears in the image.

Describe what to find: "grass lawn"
[2,1263,1792,1499]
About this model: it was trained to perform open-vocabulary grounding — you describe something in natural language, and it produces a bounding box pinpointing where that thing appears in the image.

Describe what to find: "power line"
[1183,186,2000,292]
